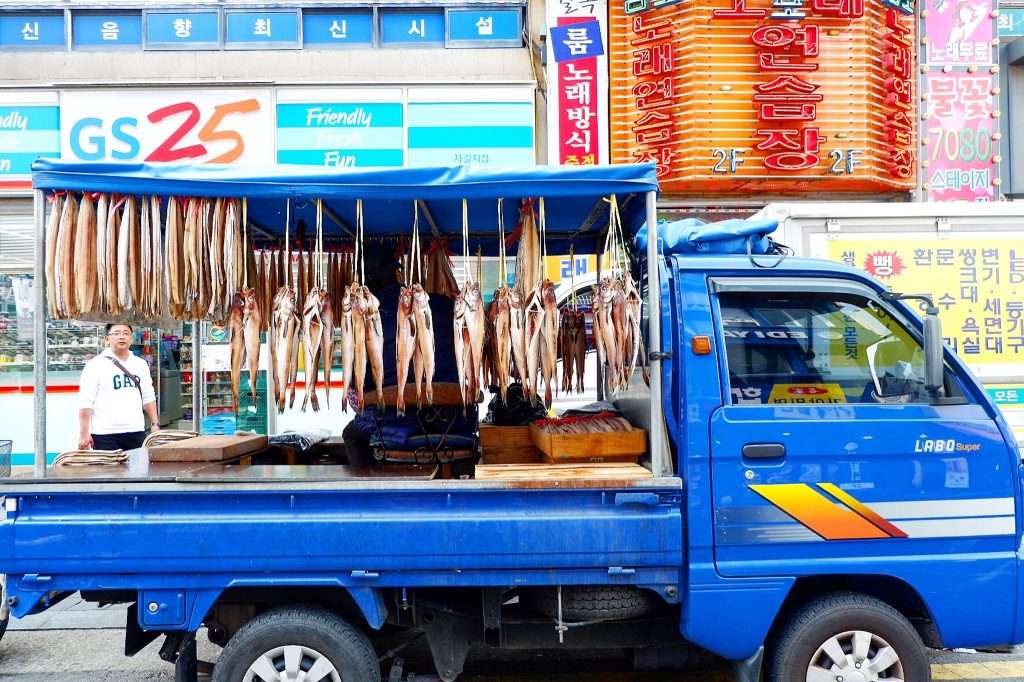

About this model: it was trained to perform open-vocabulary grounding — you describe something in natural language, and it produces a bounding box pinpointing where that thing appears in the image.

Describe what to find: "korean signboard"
[828,237,1024,373]
[546,0,609,165]
[608,0,917,194]
[921,0,999,201]
[276,86,535,168]
[0,92,60,188]
[60,89,274,165]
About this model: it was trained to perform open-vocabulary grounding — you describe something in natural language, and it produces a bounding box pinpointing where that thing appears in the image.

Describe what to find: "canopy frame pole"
[645,190,667,478]
[33,189,46,477]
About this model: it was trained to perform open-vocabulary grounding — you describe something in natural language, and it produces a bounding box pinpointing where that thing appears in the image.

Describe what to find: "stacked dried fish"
[533,411,634,435]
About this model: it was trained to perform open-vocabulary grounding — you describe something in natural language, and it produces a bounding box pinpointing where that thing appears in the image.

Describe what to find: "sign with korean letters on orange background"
[609,0,917,194]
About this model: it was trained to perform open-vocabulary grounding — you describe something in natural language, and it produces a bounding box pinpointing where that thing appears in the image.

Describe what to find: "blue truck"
[2,161,1022,682]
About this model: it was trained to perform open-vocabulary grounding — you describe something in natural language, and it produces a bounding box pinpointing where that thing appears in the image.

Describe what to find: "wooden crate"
[479,425,532,448]
[479,425,542,464]
[529,423,646,464]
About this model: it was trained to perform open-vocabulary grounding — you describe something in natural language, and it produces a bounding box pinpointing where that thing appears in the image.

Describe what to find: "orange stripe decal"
[817,483,908,539]
[749,484,890,540]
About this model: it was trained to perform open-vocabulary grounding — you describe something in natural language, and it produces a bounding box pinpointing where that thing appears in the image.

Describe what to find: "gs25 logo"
[69,99,261,163]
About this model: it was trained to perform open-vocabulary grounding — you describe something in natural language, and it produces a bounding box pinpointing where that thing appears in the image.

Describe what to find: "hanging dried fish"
[339,285,355,414]
[395,285,416,416]
[493,287,512,403]
[514,199,540,299]
[301,288,324,412]
[117,196,135,312]
[320,289,335,408]
[540,280,560,406]
[362,286,384,412]
[56,193,79,318]
[209,198,225,320]
[269,286,299,413]
[74,193,98,315]
[44,193,63,318]
[412,284,434,408]
[105,196,121,316]
[140,196,152,316]
[95,194,108,313]
[228,292,245,413]
[350,283,367,411]
[165,197,184,319]
[242,287,262,404]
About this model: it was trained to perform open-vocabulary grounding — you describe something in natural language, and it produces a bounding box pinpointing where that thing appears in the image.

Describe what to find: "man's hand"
[78,434,93,450]
[150,424,161,433]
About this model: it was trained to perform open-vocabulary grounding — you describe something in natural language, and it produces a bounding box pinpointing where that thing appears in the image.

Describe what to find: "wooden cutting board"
[148,434,268,462]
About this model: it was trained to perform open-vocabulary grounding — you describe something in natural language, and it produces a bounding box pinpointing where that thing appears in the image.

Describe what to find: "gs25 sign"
[61,89,273,165]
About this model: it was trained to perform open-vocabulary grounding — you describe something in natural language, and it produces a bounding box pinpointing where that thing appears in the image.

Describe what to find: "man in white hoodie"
[78,323,160,451]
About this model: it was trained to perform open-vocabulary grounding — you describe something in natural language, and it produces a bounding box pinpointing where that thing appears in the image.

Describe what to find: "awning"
[31,161,659,254]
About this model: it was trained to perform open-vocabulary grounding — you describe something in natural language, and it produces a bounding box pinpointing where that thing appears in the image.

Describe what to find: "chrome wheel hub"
[243,644,341,682]
[806,629,904,682]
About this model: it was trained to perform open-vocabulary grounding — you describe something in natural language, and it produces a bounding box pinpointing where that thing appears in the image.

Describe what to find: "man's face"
[106,325,133,351]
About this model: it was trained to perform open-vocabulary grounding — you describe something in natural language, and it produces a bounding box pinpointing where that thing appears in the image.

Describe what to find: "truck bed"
[0,456,685,618]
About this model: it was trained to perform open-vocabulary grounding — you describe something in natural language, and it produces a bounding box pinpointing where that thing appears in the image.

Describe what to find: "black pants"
[342,421,374,467]
[92,431,146,451]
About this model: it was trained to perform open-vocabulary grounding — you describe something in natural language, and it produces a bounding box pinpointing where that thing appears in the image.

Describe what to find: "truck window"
[719,291,964,405]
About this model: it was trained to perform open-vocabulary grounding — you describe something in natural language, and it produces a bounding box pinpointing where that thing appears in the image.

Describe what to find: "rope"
[284,198,291,289]
[242,198,248,287]
[358,199,365,286]
[538,197,547,273]
[316,199,324,289]
[462,198,471,284]
[497,198,506,284]
[569,242,576,310]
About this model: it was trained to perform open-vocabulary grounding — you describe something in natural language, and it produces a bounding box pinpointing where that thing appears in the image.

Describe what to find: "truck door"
[707,276,1019,639]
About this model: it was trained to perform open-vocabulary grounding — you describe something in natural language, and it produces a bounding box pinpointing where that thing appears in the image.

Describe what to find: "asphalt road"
[0,596,1022,681]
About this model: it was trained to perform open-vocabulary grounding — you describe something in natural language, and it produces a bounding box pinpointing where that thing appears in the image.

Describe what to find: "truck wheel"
[525,586,659,621]
[0,613,7,643]
[212,606,380,682]
[766,592,930,682]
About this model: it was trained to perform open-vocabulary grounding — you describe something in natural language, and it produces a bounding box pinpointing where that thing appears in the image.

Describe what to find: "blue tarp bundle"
[635,217,780,256]
[32,161,659,256]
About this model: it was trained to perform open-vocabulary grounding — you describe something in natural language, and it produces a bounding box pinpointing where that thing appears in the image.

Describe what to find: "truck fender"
[175,584,389,632]
[681,577,794,661]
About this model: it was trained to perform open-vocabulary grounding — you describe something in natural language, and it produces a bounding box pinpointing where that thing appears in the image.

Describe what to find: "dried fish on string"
[165,197,184,319]
[44,193,63,318]
[95,194,108,313]
[104,196,121,316]
[228,292,245,413]
[117,196,135,312]
[269,199,301,414]
[454,200,487,409]
[55,192,79,318]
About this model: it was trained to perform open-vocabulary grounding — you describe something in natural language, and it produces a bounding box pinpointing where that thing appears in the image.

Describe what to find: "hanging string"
[538,197,547,274]
[316,199,324,289]
[284,198,291,289]
[569,242,577,310]
[462,198,471,284]
[242,198,248,288]
[356,199,365,286]
[413,201,423,285]
[497,198,506,285]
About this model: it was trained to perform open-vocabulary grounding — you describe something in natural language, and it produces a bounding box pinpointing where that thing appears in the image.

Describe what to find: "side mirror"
[923,306,943,395]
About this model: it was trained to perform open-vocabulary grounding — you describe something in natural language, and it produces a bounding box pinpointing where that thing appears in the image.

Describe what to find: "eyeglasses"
[107,331,132,338]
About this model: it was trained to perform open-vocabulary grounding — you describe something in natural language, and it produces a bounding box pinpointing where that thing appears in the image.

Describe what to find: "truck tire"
[0,613,7,643]
[525,586,659,621]
[766,592,930,682]
[212,606,380,682]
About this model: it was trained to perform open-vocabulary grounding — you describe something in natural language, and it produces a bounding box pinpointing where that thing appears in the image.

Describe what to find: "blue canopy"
[32,161,658,255]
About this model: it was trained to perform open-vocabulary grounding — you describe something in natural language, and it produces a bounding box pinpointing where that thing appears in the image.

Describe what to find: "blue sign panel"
[0,14,65,49]
[999,8,1024,37]
[303,11,374,46]
[145,11,220,49]
[73,13,143,48]
[380,10,445,46]
[407,101,534,166]
[0,105,60,176]
[447,8,522,47]
[226,11,300,48]
[277,102,404,167]
[549,20,604,63]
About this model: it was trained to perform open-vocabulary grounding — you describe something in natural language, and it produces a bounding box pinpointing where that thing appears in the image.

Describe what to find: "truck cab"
[668,251,1023,680]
